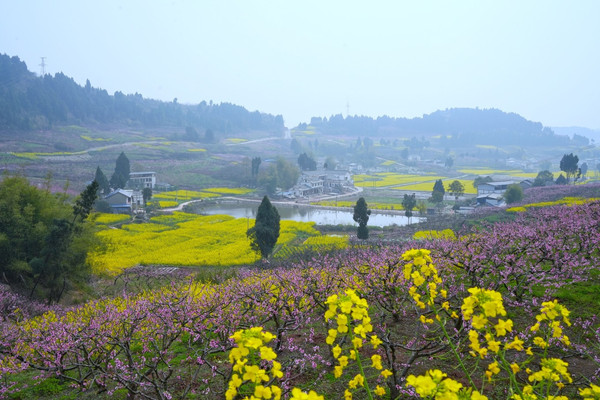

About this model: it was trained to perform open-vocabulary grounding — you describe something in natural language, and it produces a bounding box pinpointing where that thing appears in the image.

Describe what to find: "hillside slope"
[0,54,284,134]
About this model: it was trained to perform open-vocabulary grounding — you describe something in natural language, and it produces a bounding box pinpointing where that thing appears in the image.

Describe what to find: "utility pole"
[39,57,46,76]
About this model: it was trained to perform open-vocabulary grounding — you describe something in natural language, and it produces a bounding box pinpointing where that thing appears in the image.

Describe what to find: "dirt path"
[225,137,280,146]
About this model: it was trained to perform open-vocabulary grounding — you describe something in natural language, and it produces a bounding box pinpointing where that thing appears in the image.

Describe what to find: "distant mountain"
[301,108,572,147]
[552,126,600,143]
[0,54,284,133]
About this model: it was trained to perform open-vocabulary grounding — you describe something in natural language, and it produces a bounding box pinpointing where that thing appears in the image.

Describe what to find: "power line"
[39,57,46,76]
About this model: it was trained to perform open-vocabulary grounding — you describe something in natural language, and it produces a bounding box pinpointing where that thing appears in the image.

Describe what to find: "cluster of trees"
[110,152,131,189]
[305,108,573,147]
[257,157,300,194]
[0,177,99,303]
[297,153,317,171]
[430,179,464,204]
[560,153,580,183]
[534,153,588,187]
[470,153,589,204]
[93,152,130,195]
[0,54,284,133]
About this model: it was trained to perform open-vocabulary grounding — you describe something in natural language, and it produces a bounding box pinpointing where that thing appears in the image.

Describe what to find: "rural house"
[476,179,532,196]
[292,170,354,198]
[476,193,505,207]
[129,171,156,189]
[105,189,143,213]
[476,180,517,196]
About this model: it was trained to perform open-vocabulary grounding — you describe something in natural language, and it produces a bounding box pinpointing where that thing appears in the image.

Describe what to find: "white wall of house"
[129,172,156,188]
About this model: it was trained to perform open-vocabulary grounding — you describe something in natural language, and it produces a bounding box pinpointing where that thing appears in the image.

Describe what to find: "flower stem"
[436,309,477,389]
[353,338,374,400]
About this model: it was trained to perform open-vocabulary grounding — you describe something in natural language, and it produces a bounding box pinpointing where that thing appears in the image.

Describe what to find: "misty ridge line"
[0,53,594,147]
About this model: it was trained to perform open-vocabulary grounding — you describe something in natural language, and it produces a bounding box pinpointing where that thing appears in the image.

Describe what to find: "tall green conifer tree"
[247,196,280,259]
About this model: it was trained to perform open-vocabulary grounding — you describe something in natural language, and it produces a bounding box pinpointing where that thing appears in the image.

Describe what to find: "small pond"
[195,202,423,227]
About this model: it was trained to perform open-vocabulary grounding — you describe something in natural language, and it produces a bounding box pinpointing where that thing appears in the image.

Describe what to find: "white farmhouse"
[293,170,354,197]
[129,171,156,189]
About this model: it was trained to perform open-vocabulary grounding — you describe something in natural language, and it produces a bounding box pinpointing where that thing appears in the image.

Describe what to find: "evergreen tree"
[353,197,371,240]
[432,179,445,204]
[433,179,445,195]
[110,152,130,189]
[247,196,280,259]
[94,166,110,195]
[431,190,444,204]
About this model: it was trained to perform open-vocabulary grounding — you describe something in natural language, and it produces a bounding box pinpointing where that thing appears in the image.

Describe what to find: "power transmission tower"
[39,57,46,76]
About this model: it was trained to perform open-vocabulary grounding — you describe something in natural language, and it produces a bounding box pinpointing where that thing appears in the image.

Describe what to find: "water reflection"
[197,203,422,227]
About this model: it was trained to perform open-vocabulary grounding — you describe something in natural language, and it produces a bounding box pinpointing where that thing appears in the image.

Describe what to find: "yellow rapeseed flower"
[494,318,514,336]
[260,346,277,361]
[381,369,393,379]
[370,335,382,349]
[580,384,600,399]
[371,354,383,370]
[243,365,269,384]
[289,388,324,400]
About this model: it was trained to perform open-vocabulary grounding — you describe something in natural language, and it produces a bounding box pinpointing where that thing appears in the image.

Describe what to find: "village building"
[476,180,517,196]
[104,189,143,213]
[476,193,505,207]
[291,170,354,198]
[477,179,532,196]
[129,171,156,189]
[475,179,532,208]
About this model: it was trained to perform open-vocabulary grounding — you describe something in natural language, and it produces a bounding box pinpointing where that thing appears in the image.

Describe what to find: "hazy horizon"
[2,1,599,130]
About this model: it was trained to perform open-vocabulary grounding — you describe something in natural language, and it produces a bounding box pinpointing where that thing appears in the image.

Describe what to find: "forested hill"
[304,108,572,147]
[0,54,284,133]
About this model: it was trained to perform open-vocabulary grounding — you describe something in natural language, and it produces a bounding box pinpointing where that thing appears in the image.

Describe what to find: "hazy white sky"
[1,1,599,129]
